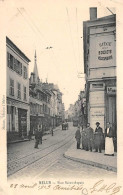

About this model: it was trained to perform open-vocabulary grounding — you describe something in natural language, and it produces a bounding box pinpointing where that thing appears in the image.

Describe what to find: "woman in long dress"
[105,122,114,156]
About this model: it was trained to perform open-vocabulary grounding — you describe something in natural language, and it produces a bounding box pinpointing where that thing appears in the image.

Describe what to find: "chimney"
[90,7,97,20]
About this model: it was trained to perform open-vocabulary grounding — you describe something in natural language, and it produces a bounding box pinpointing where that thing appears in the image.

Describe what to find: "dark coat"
[35,130,40,140]
[105,127,114,138]
[75,129,81,142]
[86,127,94,140]
[94,126,103,145]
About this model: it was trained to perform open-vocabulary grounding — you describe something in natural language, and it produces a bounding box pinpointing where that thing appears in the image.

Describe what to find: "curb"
[63,153,117,173]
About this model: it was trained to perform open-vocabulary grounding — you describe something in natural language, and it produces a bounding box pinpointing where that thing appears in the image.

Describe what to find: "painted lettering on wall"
[98,42,113,61]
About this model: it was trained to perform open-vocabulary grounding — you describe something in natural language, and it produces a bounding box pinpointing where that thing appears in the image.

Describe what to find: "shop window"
[17,83,21,99]
[7,105,11,114]
[9,78,14,96]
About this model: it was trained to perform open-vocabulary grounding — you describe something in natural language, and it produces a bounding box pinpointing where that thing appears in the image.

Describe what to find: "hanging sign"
[107,86,116,94]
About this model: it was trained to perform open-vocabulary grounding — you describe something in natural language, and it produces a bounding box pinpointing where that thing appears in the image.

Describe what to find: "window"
[40,105,43,114]
[7,53,14,70]
[17,83,21,99]
[14,60,22,75]
[24,86,27,100]
[9,79,14,96]
[23,66,27,79]
[10,54,14,70]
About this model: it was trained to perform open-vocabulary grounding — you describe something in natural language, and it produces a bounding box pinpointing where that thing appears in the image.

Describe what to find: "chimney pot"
[90,7,97,20]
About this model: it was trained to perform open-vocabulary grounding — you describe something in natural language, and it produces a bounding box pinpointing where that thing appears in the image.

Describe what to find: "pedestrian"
[51,127,54,136]
[104,122,114,156]
[34,129,40,149]
[39,128,43,144]
[28,130,32,141]
[75,126,81,149]
[86,123,94,152]
[94,122,103,153]
[84,127,89,151]
[81,128,86,150]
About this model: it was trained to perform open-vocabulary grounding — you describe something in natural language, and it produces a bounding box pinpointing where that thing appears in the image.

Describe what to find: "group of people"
[75,122,115,156]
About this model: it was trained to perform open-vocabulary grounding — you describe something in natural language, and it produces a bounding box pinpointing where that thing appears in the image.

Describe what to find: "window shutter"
[21,63,22,75]
[7,52,10,67]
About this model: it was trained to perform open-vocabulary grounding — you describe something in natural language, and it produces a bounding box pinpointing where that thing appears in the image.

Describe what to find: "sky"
[0,0,116,110]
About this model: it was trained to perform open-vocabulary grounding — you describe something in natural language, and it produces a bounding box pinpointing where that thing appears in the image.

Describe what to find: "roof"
[6,36,31,63]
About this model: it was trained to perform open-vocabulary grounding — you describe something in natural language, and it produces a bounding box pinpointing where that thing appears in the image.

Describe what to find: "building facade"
[29,52,65,133]
[83,9,116,143]
[6,37,30,141]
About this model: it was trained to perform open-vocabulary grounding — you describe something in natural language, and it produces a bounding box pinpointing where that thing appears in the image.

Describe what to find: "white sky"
[0,0,116,110]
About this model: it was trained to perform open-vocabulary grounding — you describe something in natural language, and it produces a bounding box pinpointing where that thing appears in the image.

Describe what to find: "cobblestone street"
[8,123,116,182]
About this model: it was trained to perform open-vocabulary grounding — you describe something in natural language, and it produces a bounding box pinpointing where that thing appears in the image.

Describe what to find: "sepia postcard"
[0,0,123,194]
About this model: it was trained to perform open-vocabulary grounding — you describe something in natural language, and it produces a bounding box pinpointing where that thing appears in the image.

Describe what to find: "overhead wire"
[75,8,85,79]
[76,8,81,73]
[106,7,114,15]
[17,7,60,80]
[66,7,79,75]
[21,7,64,76]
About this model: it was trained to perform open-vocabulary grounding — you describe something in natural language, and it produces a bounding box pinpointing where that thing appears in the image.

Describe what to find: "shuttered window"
[17,82,21,99]
[9,79,14,96]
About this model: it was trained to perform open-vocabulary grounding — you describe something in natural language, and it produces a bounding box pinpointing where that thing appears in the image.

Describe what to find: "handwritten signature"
[90,180,122,195]
[9,179,122,195]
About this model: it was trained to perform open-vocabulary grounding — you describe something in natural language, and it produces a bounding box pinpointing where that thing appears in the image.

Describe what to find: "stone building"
[83,8,116,141]
[6,37,30,141]
[29,52,64,133]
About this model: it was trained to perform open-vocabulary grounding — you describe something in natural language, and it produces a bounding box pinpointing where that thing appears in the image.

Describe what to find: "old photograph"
[1,0,123,195]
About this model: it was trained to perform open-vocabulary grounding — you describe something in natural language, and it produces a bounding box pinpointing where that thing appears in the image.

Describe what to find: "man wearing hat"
[86,123,94,152]
[75,126,81,149]
[94,122,103,153]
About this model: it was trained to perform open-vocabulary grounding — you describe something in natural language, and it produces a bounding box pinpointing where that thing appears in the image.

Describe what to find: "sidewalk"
[7,125,61,144]
[64,142,117,172]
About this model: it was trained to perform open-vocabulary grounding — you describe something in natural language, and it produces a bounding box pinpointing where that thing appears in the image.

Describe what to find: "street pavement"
[64,142,117,172]
[7,123,116,182]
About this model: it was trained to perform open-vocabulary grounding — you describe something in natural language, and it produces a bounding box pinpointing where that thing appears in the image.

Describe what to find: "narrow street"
[8,123,116,181]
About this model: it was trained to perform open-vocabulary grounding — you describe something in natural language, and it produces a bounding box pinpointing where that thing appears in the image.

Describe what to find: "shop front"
[18,108,27,137]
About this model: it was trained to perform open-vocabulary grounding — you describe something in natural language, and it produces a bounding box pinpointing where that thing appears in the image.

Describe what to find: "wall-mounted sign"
[107,86,116,94]
[90,32,116,68]
[98,42,113,61]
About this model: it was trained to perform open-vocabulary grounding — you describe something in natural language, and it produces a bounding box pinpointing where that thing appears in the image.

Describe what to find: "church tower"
[33,50,39,84]
[30,50,40,85]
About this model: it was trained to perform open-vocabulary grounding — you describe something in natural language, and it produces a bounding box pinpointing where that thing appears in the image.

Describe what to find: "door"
[18,109,27,137]
[108,96,116,130]
[11,106,15,131]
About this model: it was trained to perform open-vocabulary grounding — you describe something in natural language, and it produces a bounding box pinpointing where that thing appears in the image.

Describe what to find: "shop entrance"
[108,95,117,151]
[108,96,116,131]
[18,109,27,137]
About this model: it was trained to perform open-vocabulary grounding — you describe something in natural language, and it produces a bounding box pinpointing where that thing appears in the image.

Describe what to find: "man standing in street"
[94,122,103,153]
[34,128,40,149]
[105,122,114,156]
[81,127,86,150]
[86,123,94,152]
[75,126,81,149]
[51,127,54,136]
[39,127,43,144]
